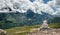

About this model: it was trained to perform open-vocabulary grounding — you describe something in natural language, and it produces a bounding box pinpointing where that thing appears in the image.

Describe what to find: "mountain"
[0,12,41,29]
[0,11,60,29]
[51,17,60,23]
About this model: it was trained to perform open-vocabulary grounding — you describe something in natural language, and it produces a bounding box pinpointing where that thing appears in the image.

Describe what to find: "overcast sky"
[0,0,60,16]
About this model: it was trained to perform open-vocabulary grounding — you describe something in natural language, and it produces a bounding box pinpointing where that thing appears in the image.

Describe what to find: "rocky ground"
[28,28,60,35]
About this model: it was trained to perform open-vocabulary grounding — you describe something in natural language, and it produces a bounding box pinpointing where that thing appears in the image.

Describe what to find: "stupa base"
[40,27,51,31]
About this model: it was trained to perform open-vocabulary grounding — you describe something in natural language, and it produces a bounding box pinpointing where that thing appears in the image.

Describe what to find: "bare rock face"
[0,29,6,35]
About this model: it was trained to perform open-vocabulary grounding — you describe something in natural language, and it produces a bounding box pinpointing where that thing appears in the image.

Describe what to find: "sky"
[0,0,60,17]
[29,0,35,2]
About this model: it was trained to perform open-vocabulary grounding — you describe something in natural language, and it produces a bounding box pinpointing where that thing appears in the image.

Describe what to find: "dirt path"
[28,28,60,35]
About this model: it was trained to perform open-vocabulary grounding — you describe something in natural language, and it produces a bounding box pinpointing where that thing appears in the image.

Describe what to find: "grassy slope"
[6,25,41,35]
[49,23,60,28]
[5,23,60,35]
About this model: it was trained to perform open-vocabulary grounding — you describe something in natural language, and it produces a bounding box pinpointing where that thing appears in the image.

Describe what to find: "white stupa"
[41,17,48,29]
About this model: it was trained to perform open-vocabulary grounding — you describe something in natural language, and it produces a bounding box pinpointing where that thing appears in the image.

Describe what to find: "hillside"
[0,12,41,29]
[0,12,60,29]
[51,17,60,23]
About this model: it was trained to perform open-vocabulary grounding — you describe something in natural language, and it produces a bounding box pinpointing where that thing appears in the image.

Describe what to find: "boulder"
[0,29,6,35]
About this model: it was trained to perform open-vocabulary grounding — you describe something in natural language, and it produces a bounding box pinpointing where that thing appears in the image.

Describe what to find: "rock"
[0,29,6,35]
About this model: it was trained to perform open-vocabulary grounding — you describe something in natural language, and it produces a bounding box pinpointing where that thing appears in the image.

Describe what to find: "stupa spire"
[44,16,46,20]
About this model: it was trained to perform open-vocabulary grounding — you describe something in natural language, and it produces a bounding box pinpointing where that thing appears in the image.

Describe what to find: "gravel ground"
[28,28,60,35]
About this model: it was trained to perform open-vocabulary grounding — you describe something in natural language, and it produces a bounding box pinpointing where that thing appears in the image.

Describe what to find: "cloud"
[55,0,60,5]
[33,0,55,15]
[0,0,60,17]
[51,0,60,16]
